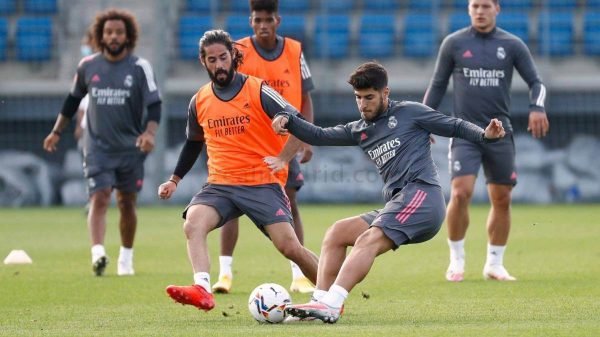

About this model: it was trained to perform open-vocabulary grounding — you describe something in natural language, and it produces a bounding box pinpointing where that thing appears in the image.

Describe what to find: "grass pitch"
[0,204,599,336]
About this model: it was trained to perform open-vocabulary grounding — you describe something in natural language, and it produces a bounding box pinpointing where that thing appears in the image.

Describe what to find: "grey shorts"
[448,134,517,186]
[360,182,446,249]
[83,151,146,196]
[184,183,293,237]
[285,157,304,191]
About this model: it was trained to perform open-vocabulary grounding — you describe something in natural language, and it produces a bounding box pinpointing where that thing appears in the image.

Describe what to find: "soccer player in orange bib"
[213,0,316,295]
[158,29,318,312]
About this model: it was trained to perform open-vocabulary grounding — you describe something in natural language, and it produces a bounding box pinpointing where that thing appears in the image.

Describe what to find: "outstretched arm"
[272,113,356,146]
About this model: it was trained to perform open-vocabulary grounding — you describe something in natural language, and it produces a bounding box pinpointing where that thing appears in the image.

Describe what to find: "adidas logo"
[360,132,368,141]
[243,103,250,109]
[275,208,286,216]
[283,69,290,74]
[462,50,473,58]
[91,74,101,82]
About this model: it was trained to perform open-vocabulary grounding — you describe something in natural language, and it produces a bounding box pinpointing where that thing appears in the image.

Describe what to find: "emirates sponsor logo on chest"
[367,138,401,168]
[207,115,251,137]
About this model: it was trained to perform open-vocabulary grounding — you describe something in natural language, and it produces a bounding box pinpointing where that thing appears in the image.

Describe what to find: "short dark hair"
[348,62,388,91]
[199,30,244,70]
[92,8,139,52]
[469,0,499,4]
[249,0,278,12]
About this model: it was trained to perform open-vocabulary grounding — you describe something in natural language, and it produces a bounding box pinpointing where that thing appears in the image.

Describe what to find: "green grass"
[1,204,599,336]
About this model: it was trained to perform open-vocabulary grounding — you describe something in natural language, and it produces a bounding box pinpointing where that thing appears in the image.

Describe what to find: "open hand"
[264,156,286,173]
[527,111,549,138]
[43,133,60,152]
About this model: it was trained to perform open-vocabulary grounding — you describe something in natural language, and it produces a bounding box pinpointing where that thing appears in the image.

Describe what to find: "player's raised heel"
[166,284,215,311]
[92,256,108,276]
[212,275,232,294]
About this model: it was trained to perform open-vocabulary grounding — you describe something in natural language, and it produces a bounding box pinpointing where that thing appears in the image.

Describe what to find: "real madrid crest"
[124,74,133,87]
[496,46,506,60]
[388,116,398,129]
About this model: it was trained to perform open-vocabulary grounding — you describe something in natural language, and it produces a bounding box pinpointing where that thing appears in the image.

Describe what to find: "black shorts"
[360,182,446,249]
[83,151,146,196]
[448,134,517,186]
[285,157,304,191]
[184,183,293,237]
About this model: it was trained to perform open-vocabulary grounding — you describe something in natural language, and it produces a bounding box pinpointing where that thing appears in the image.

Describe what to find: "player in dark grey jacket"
[43,9,161,277]
[423,0,549,282]
[274,62,505,323]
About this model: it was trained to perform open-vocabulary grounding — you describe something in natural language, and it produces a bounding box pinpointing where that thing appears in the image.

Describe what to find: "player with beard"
[212,0,317,295]
[268,62,505,323]
[158,30,318,312]
[43,8,162,277]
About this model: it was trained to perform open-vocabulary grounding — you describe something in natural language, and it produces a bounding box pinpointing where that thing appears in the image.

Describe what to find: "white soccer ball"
[248,283,292,323]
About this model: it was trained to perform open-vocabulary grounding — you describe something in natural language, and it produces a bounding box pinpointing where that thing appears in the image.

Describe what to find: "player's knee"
[275,240,303,260]
[322,221,347,248]
[450,187,473,204]
[90,189,111,208]
[116,195,136,212]
[490,192,511,209]
[182,219,207,239]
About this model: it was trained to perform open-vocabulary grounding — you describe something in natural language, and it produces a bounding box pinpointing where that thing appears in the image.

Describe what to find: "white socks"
[194,272,212,293]
[486,243,506,266]
[448,239,465,270]
[119,246,133,263]
[311,289,327,302]
[218,256,233,278]
[320,284,348,309]
[91,244,106,263]
[290,261,305,280]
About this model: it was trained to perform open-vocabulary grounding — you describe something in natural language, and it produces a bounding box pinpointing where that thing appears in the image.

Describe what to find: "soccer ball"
[248,283,292,323]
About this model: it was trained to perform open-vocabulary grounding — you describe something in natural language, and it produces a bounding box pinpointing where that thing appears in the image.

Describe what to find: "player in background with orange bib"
[158,29,318,312]
[213,0,316,294]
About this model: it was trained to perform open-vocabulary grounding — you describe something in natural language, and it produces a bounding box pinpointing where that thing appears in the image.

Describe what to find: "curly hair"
[91,8,139,53]
[199,30,244,71]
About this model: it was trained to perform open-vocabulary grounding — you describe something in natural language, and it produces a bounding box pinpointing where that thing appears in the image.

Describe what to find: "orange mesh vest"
[237,37,303,110]
[195,75,288,186]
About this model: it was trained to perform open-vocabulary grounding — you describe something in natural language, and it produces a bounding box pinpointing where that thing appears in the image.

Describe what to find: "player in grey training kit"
[423,0,549,282]
[43,9,161,277]
[273,61,506,323]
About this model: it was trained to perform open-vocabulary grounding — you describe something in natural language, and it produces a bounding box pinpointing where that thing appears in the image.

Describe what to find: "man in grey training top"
[43,8,162,276]
[423,0,549,282]
[271,61,505,323]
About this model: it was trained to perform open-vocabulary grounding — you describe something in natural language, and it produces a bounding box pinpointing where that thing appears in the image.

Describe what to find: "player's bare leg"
[286,187,314,293]
[266,222,318,284]
[116,190,137,275]
[317,216,368,292]
[166,204,220,311]
[483,183,516,281]
[87,188,111,275]
[287,227,394,323]
[214,218,239,293]
[445,175,476,281]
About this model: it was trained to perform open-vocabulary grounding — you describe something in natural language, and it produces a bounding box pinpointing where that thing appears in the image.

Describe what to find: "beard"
[208,67,235,87]
[361,96,387,121]
[103,41,127,57]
